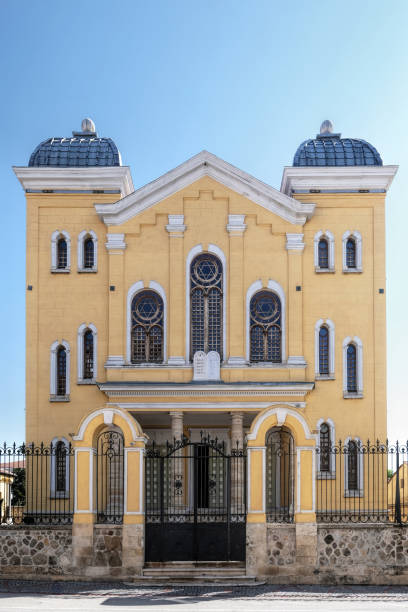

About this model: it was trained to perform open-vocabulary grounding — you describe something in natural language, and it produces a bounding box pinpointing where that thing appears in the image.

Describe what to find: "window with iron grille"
[346,237,356,269]
[83,330,94,379]
[319,326,329,375]
[347,440,358,490]
[56,346,67,395]
[347,344,357,392]
[250,290,281,362]
[55,441,67,492]
[318,238,329,269]
[190,254,223,360]
[131,290,164,363]
[84,237,94,269]
[319,423,330,472]
[57,238,67,269]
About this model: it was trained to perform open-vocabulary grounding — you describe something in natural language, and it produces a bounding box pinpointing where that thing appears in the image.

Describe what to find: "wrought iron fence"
[316,440,408,524]
[0,442,74,525]
[96,430,124,524]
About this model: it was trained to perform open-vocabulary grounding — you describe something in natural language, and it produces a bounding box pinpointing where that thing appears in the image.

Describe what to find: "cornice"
[280,165,398,195]
[13,166,134,197]
[94,151,315,227]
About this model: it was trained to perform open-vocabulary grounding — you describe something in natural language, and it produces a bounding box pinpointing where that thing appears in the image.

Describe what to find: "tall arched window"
[190,253,223,359]
[319,326,329,375]
[347,440,358,491]
[131,290,164,363]
[56,346,67,396]
[249,290,281,362]
[319,423,330,473]
[84,237,94,269]
[55,441,67,493]
[346,238,356,269]
[57,238,67,269]
[318,238,329,269]
[83,329,94,379]
[50,437,70,497]
[347,344,357,392]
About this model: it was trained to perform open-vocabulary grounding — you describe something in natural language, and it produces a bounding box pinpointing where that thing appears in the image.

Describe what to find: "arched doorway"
[96,428,124,524]
[265,427,294,522]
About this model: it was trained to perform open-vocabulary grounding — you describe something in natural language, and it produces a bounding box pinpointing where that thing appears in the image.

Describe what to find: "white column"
[170,411,184,441]
[230,412,244,513]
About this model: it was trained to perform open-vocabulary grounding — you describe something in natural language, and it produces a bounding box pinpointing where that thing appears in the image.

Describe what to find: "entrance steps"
[142,561,257,585]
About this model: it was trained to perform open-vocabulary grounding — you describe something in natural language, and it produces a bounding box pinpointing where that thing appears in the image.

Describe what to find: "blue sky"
[1,0,407,442]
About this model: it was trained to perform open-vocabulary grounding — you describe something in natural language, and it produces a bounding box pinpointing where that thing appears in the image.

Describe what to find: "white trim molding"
[286,233,305,251]
[344,436,364,497]
[51,230,71,272]
[105,233,126,250]
[342,336,363,398]
[50,339,70,400]
[50,437,70,498]
[245,279,286,363]
[166,214,186,236]
[185,244,227,363]
[14,166,134,197]
[315,318,335,379]
[77,323,98,383]
[281,165,398,195]
[316,418,336,477]
[78,230,98,272]
[73,407,146,443]
[314,230,335,272]
[94,150,315,227]
[342,230,362,272]
[247,406,316,442]
[126,280,167,364]
[227,214,247,235]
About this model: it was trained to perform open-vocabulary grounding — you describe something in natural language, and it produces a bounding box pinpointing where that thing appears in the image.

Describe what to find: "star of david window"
[190,253,223,360]
[131,290,164,363]
[250,290,282,363]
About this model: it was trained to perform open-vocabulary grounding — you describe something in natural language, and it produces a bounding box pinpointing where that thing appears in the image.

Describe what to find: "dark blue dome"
[28,119,121,168]
[293,122,382,167]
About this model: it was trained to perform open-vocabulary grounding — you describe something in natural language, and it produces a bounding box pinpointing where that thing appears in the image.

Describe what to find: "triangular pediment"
[94,151,315,226]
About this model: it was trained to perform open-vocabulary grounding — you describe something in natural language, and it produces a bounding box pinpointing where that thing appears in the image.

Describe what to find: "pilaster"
[286,233,306,367]
[105,233,126,367]
[227,215,247,365]
[166,215,186,365]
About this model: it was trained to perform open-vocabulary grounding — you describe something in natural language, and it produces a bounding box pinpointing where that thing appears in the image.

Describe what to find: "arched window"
[84,237,94,269]
[346,344,357,393]
[319,423,330,473]
[190,253,223,359]
[131,290,164,363]
[346,238,356,269]
[78,230,98,272]
[83,330,94,379]
[57,238,67,269]
[318,238,329,269]
[347,440,358,491]
[55,441,67,493]
[319,326,329,375]
[50,437,70,497]
[249,290,281,362]
[57,346,67,396]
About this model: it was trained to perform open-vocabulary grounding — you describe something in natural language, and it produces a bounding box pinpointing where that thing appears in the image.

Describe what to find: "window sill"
[343,268,363,274]
[77,379,96,385]
[50,494,70,500]
[51,269,70,274]
[315,268,335,274]
[343,392,364,399]
[315,374,335,381]
[77,268,98,273]
[317,472,336,480]
[344,490,364,498]
[50,395,70,402]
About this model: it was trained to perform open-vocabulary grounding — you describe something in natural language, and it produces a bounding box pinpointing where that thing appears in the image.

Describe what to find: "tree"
[11,468,25,506]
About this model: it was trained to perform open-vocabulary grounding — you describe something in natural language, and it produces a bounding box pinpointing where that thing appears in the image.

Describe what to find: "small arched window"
[318,238,329,269]
[190,253,223,359]
[131,290,164,363]
[347,440,358,491]
[347,344,357,393]
[57,238,68,269]
[250,291,281,362]
[56,346,67,396]
[346,237,356,269]
[83,330,94,379]
[319,326,329,375]
[55,441,67,493]
[319,423,330,473]
[84,237,94,269]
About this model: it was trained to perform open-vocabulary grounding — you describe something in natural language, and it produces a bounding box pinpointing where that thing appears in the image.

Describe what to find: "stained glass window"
[319,423,330,472]
[83,330,94,379]
[131,291,164,363]
[319,326,329,375]
[318,238,329,269]
[57,238,67,269]
[347,344,357,392]
[346,237,356,269]
[56,346,66,396]
[190,254,223,359]
[250,291,281,362]
[84,237,94,269]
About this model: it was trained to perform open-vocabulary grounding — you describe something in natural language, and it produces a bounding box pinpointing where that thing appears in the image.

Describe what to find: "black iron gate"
[145,435,246,562]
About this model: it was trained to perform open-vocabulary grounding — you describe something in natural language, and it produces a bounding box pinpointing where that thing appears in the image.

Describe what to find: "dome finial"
[81,117,96,134]
[320,119,333,135]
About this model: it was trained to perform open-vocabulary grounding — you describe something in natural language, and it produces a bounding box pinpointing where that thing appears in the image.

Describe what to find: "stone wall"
[0,526,72,576]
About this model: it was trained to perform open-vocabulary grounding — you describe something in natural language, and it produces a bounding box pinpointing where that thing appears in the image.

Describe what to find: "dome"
[293,121,382,167]
[29,118,121,167]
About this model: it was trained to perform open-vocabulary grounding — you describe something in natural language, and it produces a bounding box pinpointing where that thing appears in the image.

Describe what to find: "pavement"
[1,582,408,611]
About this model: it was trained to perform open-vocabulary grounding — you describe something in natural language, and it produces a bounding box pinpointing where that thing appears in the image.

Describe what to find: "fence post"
[395,440,402,525]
